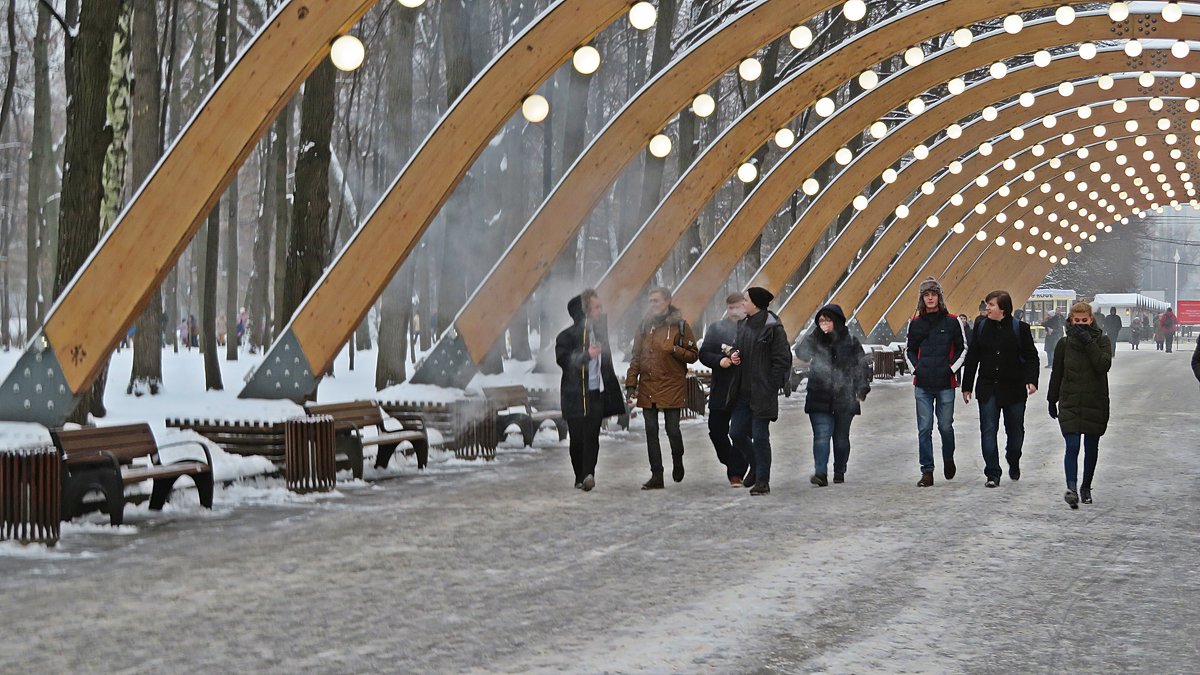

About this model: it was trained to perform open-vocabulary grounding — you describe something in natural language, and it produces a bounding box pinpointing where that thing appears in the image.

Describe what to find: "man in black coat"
[726,287,792,496]
[555,290,625,492]
[698,293,750,486]
[962,290,1040,488]
[1102,307,1123,357]
[905,276,968,487]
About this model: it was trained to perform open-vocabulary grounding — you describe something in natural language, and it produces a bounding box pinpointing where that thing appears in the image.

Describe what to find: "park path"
[2,343,1198,674]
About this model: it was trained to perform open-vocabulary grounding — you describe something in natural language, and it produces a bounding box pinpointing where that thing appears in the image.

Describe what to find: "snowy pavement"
[2,344,1199,673]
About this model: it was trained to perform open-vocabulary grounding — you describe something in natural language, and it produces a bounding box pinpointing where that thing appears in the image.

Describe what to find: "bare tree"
[200,0,229,390]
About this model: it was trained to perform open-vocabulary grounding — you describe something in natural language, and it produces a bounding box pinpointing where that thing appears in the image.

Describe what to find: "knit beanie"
[746,286,774,310]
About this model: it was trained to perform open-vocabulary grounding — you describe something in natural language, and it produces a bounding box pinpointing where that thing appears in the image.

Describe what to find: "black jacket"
[1193,341,1200,384]
[794,305,869,415]
[1103,313,1123,340]
[698,318,739,412]
[905,309,968,390]
[961,315,1040,406]
[554,296,625,419]
[727,310,792,421]
[1048,322,1111,436]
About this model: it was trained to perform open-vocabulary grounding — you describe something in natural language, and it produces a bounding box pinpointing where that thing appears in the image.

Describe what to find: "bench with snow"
[379,399,499,460]
[166,417,365,478]
[50,423,213,526]
[304,401,427,471]
[483,385,566,447]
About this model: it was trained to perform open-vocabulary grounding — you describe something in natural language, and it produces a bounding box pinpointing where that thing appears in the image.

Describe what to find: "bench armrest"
[156,439,214,468]
[65,449,122,473]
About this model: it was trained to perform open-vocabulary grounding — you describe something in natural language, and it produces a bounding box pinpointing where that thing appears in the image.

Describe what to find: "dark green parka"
[1048,322,1112,436]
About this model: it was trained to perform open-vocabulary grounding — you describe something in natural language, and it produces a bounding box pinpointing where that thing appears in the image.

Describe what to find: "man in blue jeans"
[961,290,1040,488]
[905,277,968,487]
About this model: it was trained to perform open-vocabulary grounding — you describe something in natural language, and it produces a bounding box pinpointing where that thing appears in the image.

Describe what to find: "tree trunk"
[128,0,164,394]
[161,0,182,351]
[245,126,276,353]
[26,2,51,336]
[54,0,122,424]
[201,0,229,390]
[271,104,292,340]
[281,60,336,327]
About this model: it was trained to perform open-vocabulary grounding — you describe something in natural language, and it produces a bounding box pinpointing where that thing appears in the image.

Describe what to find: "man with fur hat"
[726,286,792,496]
[626,287,699,490]
[905,276,968,487]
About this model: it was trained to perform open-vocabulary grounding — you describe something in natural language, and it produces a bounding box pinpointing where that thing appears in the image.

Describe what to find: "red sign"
[1176,300,1200,324]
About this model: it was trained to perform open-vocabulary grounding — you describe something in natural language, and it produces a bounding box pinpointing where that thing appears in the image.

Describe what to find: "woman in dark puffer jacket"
[1047,301,1112,509]
[794,304,870,486]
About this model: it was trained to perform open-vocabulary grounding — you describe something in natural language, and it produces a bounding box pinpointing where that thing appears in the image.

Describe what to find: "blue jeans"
[978,397,1026,481]
[915,386,955,473]
[708,407,750,479]
[729,398,772,483]
[1063,432,1100,490]
[809,412,853,477]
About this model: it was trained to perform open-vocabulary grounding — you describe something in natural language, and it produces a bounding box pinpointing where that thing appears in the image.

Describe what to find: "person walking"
[1042,310,1063,368]
[1160,306,1178,353]
[698,293,751,487]
[1048,301,1112,508]
[726,287,792,496]
[555,290,625,492]
[1154,313,1165,350]
[906,276,968,487]
[794,304,869,486]
[1130,314,1142,350]
[961,290,1040,488]
[626,287,699,490]
[1102,307,1123,357]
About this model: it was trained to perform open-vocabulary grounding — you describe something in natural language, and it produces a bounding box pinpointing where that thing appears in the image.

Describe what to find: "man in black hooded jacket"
[555,290,625,491]
[698,293,750,486]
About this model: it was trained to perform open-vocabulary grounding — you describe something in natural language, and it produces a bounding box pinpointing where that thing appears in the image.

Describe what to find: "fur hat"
[916,276,946,313]
[746,286,774,310]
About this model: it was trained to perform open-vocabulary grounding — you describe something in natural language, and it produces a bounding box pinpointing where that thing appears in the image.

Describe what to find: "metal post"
[1174,248,1181,310]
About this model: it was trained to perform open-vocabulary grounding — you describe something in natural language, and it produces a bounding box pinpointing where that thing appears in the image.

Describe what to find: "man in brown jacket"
[626,287,699,489]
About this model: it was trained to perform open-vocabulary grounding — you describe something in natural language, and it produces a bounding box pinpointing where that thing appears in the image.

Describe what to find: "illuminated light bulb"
[737,162,758,183]
[990,62,1008,79]
[1018,197,1029,207]
[977,231,989,241]
[398,0,426,6]
[648,133,672,158]
[1125,120,1139,132]
[953,222,966,233]
[843,0,867,21]
[1077,147,1090,159]
[1058,81,1075,97]
[1039,249,1049,258]
[982,106,998,121]
[949,160,963,174]
[974,203,987,215]
[869,121,888,139]
[1106,140,1118,151]
[953,28,973,48]
[522,94,550,123]
[1015,219,1025,229]
[979,142,994,156]
[913,144,930,160]
[815,97,836,117]
[1109,2,1130,21]
[904,46,925,67]
[853,195,869,210]
[1113,100,1127,114]
[1050,255,1059,263]
[1061,258,1069,266]
[774,127,795,149]
[996,236,1007,246]
[1003,14,1023,33]
[330,35,366,71]
[1077,106,1092,119]
[1010,127,1025,141]
[1079,43,1097,60]
[1043,115,1057,128]
[951,194,964,206]
[908,98,926,115]
[1158,118,1172,131]
[1182,73,1197,88]
[1034,50,1052,68]
[921,181,936,195]
[1188,99,1200,113]
[738,57,762,82]
[1173,41,1190,59]
[1020,92,1036,107]
[976,175,989,188]
[859,70,879,90]
[835,148,853,165]
[572,45,601,75]
[1125,40,1143,57]
[802,178,821,195]
[1027,245,1037,254]
[948,78,966,95]
[1139,71,1155,87]
[1032,144,1045,157]
[789,25,814,50]
[895,204,910,219]
[629,2,657,30]
[882,168,898,184]
[1056,6,1075,25]
[1003,158,1017,171]
[1163,1,1183,22]
[926,215,940,228]
[1098,74,1115,90]
[692,93,716,118]
[1013,242,1023,251]
[947,123,963,139]
[1063,133,1076,146]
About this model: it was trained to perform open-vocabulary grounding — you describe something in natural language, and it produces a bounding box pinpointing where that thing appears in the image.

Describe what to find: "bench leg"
[375,442,398,470]
[522,417,536,447]
[414,440,428,470]
[149,476,181,510]
[194,473,215,509]
[62,469,125,526]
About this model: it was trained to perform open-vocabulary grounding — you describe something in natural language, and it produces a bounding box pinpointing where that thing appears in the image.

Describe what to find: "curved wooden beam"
[242,0,631,397]
[0,0,376,423]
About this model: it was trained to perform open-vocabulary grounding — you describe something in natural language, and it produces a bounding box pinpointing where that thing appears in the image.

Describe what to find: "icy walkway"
[2,345,1199,673]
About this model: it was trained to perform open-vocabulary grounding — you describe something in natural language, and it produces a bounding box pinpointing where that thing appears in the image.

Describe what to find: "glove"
[1048,401,1058,419]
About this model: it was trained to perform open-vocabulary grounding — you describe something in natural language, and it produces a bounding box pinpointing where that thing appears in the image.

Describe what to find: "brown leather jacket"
[625,306,698,409]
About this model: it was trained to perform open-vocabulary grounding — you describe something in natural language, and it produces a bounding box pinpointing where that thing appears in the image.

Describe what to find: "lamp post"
[1174,248,1181,310]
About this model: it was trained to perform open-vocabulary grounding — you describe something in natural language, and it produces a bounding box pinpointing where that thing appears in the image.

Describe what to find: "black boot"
[944,457,956,480]
[749,481,770,495]
[1065,490,1079,509]
[810,474,828,487]
[672,456,685,483]
[1080,486,1092,504]
[833,473,845,484]
[917,472,934,487]
[742,471,756,489]
[641,472,664,490]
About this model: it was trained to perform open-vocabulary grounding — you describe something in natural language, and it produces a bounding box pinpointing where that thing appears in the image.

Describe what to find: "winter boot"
[728,476,743,488]
[833,473,845,484]
[742,472,756,489]
[944,457,956,480]
[574,481,583,489]
[641,472,665,490]
[582,475,595,492]
[749,481,771,495]
[1009,463,1021,481]
[917,472,934,487]
[810,474,829,487]
[1080,486,1092,504]
[1064,489,1079,509]
[672,456,685,483]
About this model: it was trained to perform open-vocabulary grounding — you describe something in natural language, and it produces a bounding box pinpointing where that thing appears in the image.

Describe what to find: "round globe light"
[1173,41,1190,59]
[774,127,796,149]
[990,62,1008,79]
[737,162,758,183]
[927,216,940,228]
[895,204,910,219]
[947,123,963,139]
[982,106,998,121]
[1125,39,1143,57]
[789,25,813,50]
[835,148,853,165]
[869,121,888,139]
[572,45,601,75]
[802,178,820,195]
[996,236,1006,246]
[859,70,879,90]
[1003,14,1023,34]
[815,97,836,117]
[1182,73,1197,88]
[843,0,867,21]
[1139,71,1155,87]
[977,231,989,241]
[1033,50,1051,68]
[330,35,366,72]
[1056,5,1076,25]
[882,168,898,183]
[1163,1,1183,22]
[692,93,715,118]
[979,142,993,156]
[853,195,869,210]
[1011,127,1026,141]
[948,78,966,96]
[1058,81,1075,96]
[952,28,973,49]
[1109,1,1130,21]
[1019,92,1036,107]
[522,94,549,123]
[921,181,936,195]
[1098,74,1114,90]
[1189,99,1200,113]
[648,133,672,158]
[1113,100,1127,113]
[908,98,926,115]
[629,2,657,30]
[1079,43,1097,60]
[1149,97,1165,111]
[953,222,966,233]
[738,58,762,82]
[913,144,930,160]
[904,46,925,67]
[949,160,963,174]
[398,0,426,7]
[1043,115,1058,128]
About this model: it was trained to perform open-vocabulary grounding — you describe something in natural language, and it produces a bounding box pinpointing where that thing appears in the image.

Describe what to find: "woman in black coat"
[1048,301,1112,508]
[794,304,870,485]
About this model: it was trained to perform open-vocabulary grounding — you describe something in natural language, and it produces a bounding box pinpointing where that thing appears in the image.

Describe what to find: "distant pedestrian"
[626,287,698,490]
[1155,313,1165,350]
[1130,314,1142,350]
[555,290,625,492]
[794,304,869,486]
[1103,307,1123,357]
[726,287,792,496]
[906,276,968,487]
[1160,307,1178,353]
[961,290,1040,488]
[1042,310,1063,368]
[698,293,751,487]
[1048,301,1112,509]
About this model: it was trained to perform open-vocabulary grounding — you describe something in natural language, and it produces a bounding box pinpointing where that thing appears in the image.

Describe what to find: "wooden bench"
[50,423,214,526]
[483,385,566,447]
[166,417,371,478]
[380,399,499,460]
[305,401,428,471]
